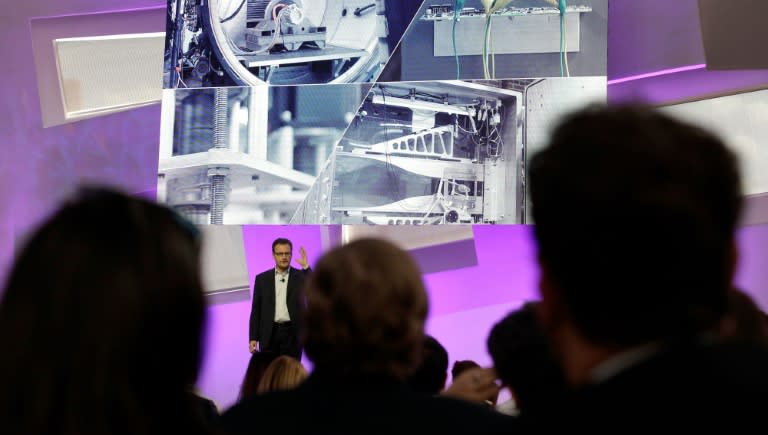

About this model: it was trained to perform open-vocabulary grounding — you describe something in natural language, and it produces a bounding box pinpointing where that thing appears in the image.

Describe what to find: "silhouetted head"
[488,302,567,413]
[0,188,206,434]
[256,356,308,394]
[238,351,279,401]
[451,360,481,381]
[530,105,742,347]
[303,238,428,379]
[406,335,449,394]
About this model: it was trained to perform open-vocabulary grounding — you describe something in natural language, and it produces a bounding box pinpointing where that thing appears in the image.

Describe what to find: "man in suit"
[248,238,310,359]
[523,105,768,429]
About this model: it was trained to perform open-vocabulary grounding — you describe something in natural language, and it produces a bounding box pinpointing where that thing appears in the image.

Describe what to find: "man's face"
[273,243,292,270]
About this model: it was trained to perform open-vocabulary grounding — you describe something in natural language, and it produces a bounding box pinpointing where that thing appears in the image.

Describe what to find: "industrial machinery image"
[164,0,398,86]
[291,77,606,224]
[396,0,606,81]
[157,84,368,224]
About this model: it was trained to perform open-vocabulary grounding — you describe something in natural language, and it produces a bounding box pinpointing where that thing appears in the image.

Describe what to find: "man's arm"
[248,274,261,353]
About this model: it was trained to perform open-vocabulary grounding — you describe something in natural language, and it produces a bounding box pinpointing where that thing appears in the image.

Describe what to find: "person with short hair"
[0,188,212,435]
[487,302,567,416]
[222,238,514,434]
[406,335,449,395]
[249,238,310,358]
[451,360,481,382]
[526,104,768,429]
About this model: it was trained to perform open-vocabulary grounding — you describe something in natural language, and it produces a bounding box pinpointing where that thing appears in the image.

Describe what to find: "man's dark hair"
[406,335,449,394]
[529,104,742,347]
[272,238,293,253]
[487,302,567,413]
[451,360,480,381]
[0,188,208,435]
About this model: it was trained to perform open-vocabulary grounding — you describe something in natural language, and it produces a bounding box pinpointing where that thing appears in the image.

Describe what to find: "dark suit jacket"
[249,266,309,347]
[519,338,768,431]
[220,370,516,435]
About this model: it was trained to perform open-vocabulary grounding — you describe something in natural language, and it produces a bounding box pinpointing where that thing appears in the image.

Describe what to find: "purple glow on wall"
[422,225,538,318]
[605,0,768,105]
[608,68,768,105]
[735,224,768,311]
[607,64,707,85]
[29,4,164,20]
[607,0,706,80]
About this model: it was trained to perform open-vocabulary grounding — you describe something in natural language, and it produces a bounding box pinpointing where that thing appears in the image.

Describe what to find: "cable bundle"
[480,0,513,79]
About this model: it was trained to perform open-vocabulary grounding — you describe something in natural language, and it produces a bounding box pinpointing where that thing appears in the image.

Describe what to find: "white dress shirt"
[590,341,663,384]
[274,268,291,322]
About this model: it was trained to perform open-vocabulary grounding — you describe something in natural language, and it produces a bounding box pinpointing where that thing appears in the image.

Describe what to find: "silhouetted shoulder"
[220,381,515,435]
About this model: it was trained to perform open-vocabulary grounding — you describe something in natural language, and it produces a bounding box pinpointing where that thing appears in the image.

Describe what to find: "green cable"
[453,0,461,80]
[483,14,492,79]
[559,13,564,76]
[559,0,567,77]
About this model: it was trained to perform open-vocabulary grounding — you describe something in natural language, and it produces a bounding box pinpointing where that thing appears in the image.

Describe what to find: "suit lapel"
[286,267,296,303]
[267,271,277,307]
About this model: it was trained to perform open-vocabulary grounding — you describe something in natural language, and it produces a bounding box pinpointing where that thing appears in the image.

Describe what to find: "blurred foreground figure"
[487,302,568,416]
[0,188,212,435]
[526,105,768,429]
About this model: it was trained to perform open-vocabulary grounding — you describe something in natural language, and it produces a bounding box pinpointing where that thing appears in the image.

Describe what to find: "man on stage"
[249,238,310,359]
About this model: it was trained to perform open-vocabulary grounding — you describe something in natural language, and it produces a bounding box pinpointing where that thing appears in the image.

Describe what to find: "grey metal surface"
[241,45,367,67]
[433,12,581,56]
[401,0,607,80]
[292,79,523,224]
[523,77,607,223]
[290,148,336,224]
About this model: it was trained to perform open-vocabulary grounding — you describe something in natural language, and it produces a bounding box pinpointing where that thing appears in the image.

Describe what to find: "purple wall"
[424,226,538,318]
[609,66,768,105]
[735,224,768,310]
[606,0,768,104]
[0,2,165,284]
[607,0,705,79]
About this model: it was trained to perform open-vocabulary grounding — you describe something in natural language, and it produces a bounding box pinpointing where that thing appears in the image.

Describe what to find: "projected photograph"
[660,88,768,197]
[163,0,421,87]
[292,77,606,225]
[157,84,369,224]
[384,0,607,81]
